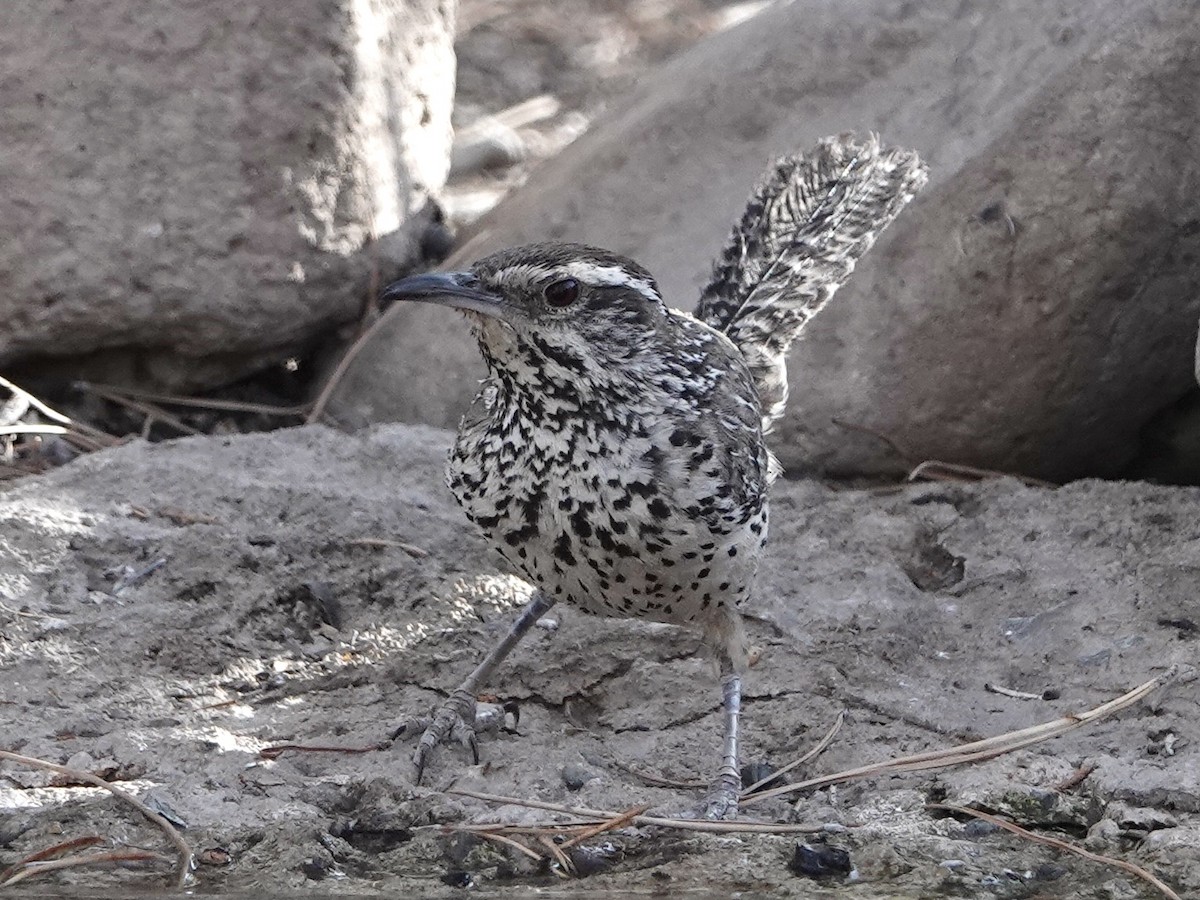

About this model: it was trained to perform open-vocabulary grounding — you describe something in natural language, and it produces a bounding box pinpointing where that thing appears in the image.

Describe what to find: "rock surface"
[325,0,1200,482]
[0,0,454,389]
[0,425,1196,895]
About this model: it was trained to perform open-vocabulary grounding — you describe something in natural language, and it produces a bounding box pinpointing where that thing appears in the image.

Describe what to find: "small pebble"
[788,842,852,879]
[301,857,331,880]
[1085,817,1120,850]
[1032,862,1067,881]
[440,870,474,888]
[198,847,231,866]
[561,763,599,791]
[963,819,1000,838]
[566,841,619,876]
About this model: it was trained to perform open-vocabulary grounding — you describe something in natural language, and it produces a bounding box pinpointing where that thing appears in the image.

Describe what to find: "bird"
[382,134,927,818]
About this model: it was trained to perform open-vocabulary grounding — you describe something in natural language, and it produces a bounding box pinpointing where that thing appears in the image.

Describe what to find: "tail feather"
[695,134,927,432]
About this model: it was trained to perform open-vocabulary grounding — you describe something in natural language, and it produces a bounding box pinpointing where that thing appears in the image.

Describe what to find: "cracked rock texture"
[1,425,1197,896]
[0,0,454,390]
[330,0,1200,482]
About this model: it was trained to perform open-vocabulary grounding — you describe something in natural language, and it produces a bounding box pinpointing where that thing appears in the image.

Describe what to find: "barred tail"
[695,134,927,432]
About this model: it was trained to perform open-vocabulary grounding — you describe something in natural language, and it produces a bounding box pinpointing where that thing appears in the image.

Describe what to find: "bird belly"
[448,421,765,630]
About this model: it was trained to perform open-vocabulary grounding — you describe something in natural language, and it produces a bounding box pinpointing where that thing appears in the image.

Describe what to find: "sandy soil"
[1,424,1197,897]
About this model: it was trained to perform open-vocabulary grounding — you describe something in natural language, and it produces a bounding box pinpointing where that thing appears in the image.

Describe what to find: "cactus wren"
[383,135,926,818]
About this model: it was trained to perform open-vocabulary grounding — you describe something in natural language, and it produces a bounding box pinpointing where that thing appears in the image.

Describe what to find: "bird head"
[380,242,672,384]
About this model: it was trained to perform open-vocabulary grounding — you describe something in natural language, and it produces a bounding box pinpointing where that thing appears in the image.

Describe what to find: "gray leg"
[405,589,556,783]
[701,661,743,819]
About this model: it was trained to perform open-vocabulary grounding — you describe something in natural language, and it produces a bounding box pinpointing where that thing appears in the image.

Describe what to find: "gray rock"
[324,0,1200,481]
[1084,817,1120,850]
[0,0,454,390]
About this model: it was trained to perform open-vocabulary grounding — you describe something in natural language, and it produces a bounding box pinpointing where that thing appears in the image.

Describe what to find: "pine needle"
[742,668,1176,806]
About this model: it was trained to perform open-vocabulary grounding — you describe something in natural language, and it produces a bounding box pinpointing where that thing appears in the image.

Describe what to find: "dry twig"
[307,312,395,425]
[609,758,704,789]
[558,804,650,850]
[983,682,1047,701]
[0,376,73,426]
[345,537,430,558]
[77,382,310,418]
[474,829,545,863]
[1,850,164,887]
[78,383,200,437]
[0,375,121,453]
[928,804,1181,900]
[0,424,70,438]
[1053,763,1098,793]
[537,833,575,875]
[907,459,1056,489]
[259,740,390,760]
[0,600,46,620]
[0,835,103,882]
[742,669,1173,806]
[743,710,844,797]
[443,787,827,834]
[0,749,192,888]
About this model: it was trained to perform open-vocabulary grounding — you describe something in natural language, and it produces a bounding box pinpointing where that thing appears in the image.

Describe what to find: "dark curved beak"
[379,271,509,320]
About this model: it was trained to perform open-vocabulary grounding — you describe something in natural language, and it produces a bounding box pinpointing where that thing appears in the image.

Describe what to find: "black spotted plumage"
[381,133,926,812]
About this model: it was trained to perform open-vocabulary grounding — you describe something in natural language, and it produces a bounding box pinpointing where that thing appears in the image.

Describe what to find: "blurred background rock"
[3,0,1199,484]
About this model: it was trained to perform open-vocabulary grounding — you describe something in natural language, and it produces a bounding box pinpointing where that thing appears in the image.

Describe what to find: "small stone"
[561,763,599,791]
[963,819,1000,839]
[1032,862,1067,881]
[789,842,852,879]
[1085,818,1120,850]
[440,870,474,888]
[566,841,620,876]
[301,857,331,880]
[198,847,231,866]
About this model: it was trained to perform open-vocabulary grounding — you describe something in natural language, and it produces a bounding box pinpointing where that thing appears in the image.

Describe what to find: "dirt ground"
[1,424,1197,897]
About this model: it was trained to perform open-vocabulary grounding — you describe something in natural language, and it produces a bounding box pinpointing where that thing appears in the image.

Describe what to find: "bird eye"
[543,278,581,308]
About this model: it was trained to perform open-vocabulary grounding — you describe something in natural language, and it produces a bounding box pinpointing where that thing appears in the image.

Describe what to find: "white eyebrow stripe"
[559,262,660,300]
[495,262,662,302]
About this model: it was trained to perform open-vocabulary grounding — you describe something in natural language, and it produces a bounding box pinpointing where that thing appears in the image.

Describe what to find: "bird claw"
[397,690,517,783]
[698,771,742,820]
[408,688,478,784]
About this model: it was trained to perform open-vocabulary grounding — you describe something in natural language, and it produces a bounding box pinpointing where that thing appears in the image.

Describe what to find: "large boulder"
[323,0,1200,482]
[0,0,454,390]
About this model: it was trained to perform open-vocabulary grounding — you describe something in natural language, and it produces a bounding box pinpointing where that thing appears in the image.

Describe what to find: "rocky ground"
[1,425,1196,897]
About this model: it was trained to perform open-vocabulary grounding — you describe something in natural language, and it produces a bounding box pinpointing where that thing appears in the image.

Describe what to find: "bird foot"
[668,771,741,821]
[697,770,742,820]
[392,689,508,784]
